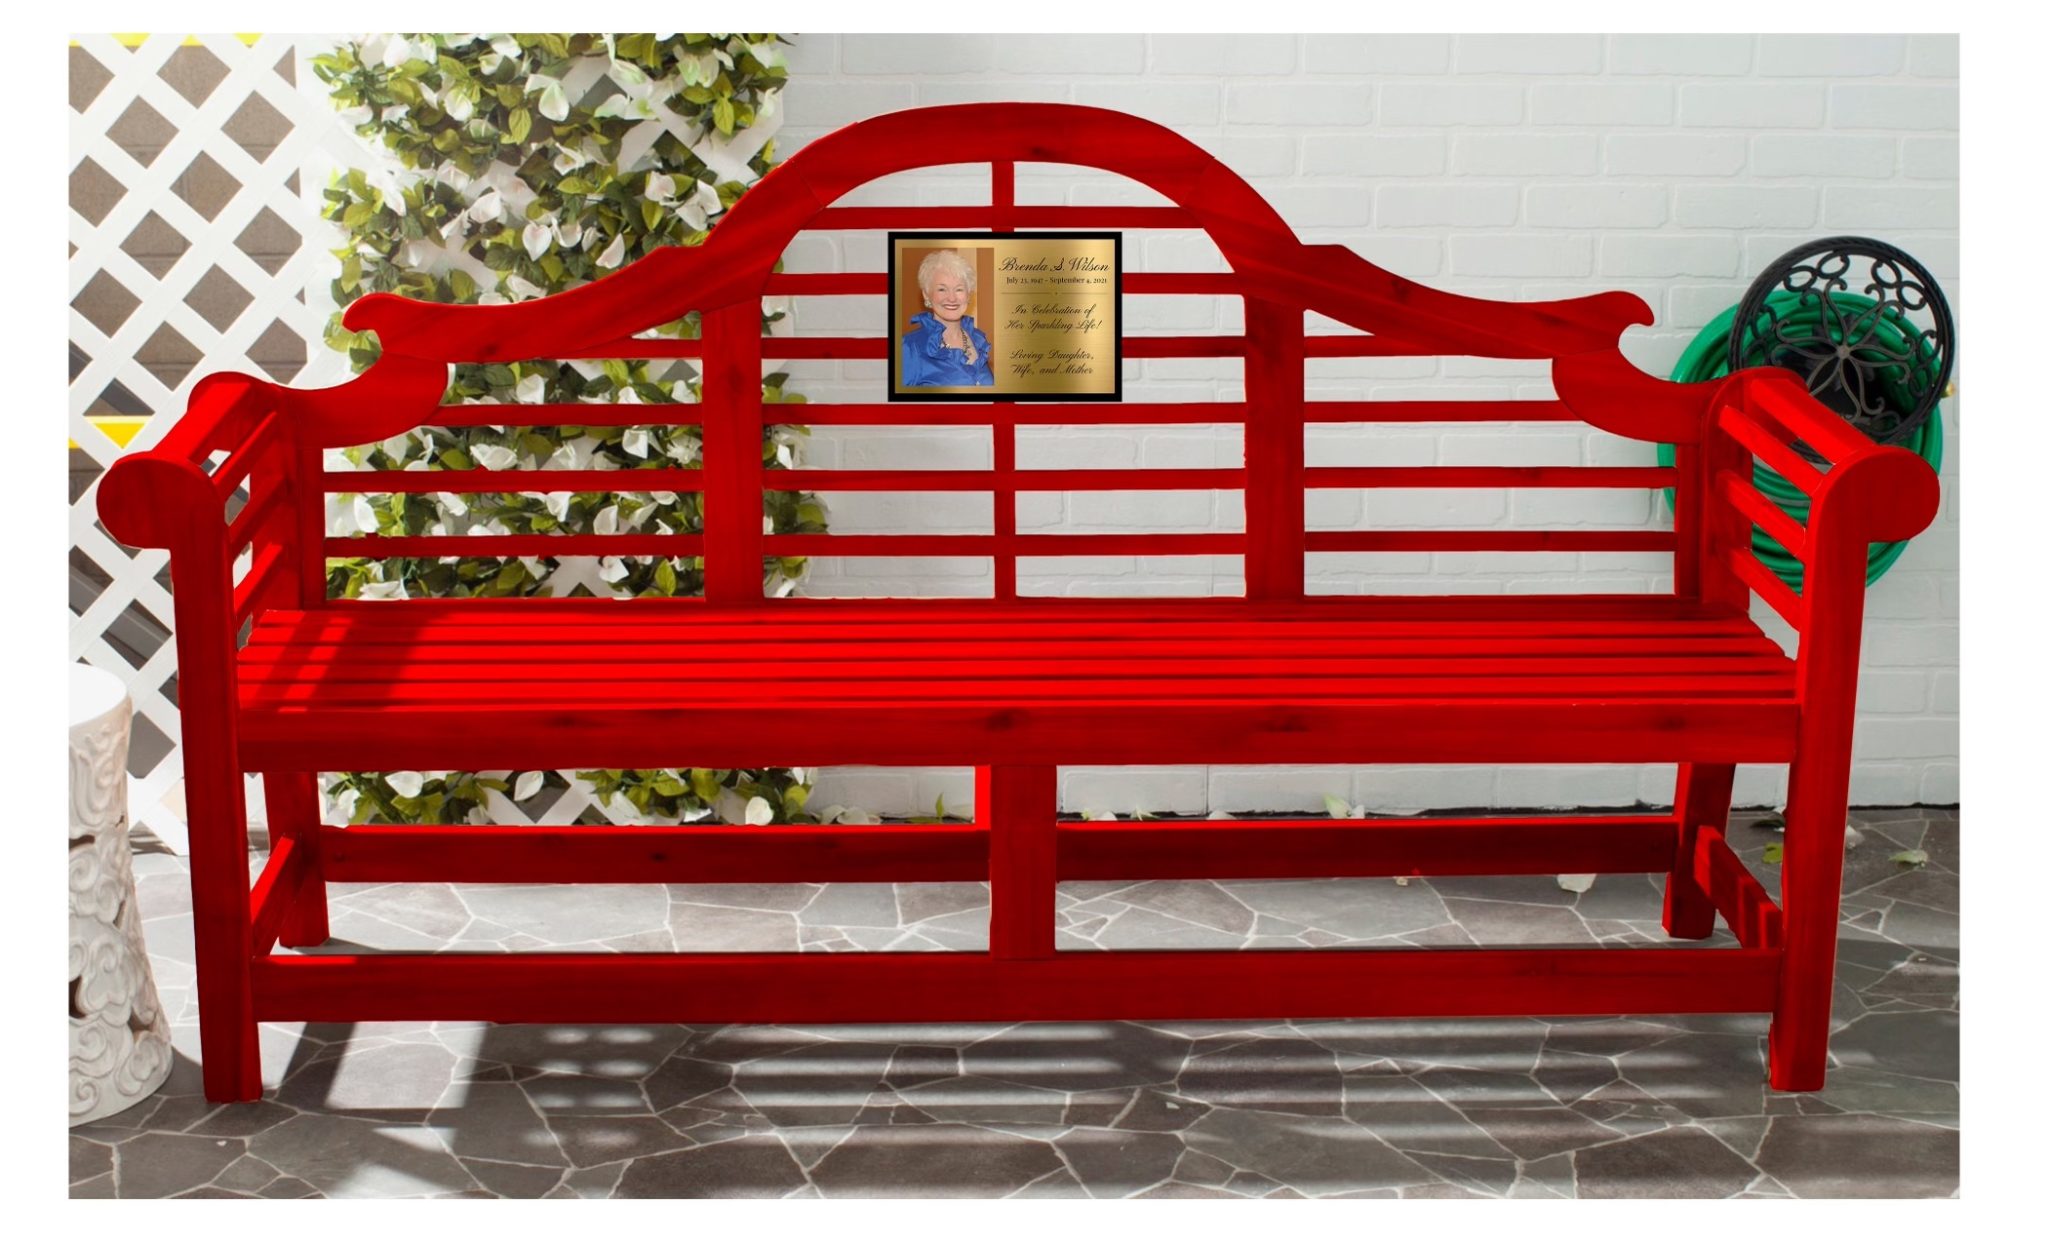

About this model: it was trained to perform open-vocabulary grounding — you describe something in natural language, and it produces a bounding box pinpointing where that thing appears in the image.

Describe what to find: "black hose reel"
[1729,235,1956,463]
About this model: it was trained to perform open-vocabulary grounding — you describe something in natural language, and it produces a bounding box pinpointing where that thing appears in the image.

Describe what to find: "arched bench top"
[344,102,1652,364]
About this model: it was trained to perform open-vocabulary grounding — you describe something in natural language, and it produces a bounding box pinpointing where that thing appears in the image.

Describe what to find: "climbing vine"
[311,33,830,827]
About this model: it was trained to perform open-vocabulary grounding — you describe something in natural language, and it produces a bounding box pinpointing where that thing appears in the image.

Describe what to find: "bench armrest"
[1697,367,1941,709]
[99,370,311,645]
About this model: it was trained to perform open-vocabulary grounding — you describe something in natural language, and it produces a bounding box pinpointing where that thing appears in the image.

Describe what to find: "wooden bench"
[97,103,1940,1103]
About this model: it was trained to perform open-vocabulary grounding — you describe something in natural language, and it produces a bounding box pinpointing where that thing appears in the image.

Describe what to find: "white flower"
[609,57,651,95]
[655,519,675,536]
[593,94,657,121]
[598,556,630,583]
[386,770,426,797]
[466,188,502,223]
[515,374,547,404]
[490,34,522,60]
[505,275,546,301]
[444,88,474,124]
[679,49,719,87]
[622,428,650,458]
[650,490,677,504]
[762,515,775,535]
[522,220,552,261]
[679,179,720,232]
[744,796,773,826]
[333,786,359,822]
[352,495,379,534]
[644,171,676,204]
[614,386,643,405]
[471,443,519,472]
[513,770,545,801]
[358,579,409,600]
[834,807,880,826]
[553,146,591,176]
[543,492,572,522]
[524,74,571,123]
[596,233,627,269]
[593,505,620,535]
[434,491,468,517]
[549,440,582,471]
[554,217,583,249]
[381,432,412,459]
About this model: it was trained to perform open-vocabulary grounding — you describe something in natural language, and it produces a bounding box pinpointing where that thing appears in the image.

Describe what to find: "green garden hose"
[1657,290,1945,590]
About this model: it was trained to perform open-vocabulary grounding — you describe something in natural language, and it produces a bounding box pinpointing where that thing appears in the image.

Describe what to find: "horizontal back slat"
[328,534,705,558]
[1306,531,1677,554]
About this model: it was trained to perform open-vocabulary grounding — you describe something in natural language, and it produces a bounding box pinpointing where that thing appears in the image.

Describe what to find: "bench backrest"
[104,103,1938,637]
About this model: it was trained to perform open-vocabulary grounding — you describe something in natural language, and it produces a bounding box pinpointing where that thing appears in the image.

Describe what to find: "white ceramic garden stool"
[69,665,172,1126]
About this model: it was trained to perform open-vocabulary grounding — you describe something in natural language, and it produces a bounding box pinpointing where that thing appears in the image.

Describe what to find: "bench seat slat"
[239,647,1785,675]
[244,622,1780,653]
[247,655,1802,683]
[313,593,1746,619]
[239,699,1799,771]
[241,676,1797,708]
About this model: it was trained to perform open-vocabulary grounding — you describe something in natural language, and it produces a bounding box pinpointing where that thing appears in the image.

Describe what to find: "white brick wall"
[773,32,1960,814]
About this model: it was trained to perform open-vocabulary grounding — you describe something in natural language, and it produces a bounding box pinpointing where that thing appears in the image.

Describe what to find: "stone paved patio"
[70,808,1959,1199]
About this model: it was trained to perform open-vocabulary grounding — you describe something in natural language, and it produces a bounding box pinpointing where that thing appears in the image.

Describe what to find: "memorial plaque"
[888,232,1122,400]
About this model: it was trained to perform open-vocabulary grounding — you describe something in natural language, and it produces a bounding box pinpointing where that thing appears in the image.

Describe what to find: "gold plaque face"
[888,232,1122,401]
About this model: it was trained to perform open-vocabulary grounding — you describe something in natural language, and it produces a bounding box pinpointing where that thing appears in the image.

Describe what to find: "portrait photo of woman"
[899,247,995,388]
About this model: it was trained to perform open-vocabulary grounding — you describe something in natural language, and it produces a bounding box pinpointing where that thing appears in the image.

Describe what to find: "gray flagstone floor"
[70,807,1959,1199]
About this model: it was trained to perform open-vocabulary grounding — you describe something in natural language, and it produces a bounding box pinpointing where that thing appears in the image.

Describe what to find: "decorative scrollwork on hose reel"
[1730,235,1955,463]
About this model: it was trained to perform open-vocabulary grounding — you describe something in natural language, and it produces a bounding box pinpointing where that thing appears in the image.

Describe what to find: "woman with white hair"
[900,248,994,387]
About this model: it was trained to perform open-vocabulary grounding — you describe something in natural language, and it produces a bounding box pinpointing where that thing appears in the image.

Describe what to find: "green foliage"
[313,33,824,827]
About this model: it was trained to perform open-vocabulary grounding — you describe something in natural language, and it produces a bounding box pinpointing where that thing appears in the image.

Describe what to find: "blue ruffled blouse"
[900,311,994,388]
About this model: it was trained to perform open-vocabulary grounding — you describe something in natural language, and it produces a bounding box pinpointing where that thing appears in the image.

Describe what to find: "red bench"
[98,103,1940,1103]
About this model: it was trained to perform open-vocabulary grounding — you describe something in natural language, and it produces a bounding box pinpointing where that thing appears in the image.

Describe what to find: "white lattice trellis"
[69,34,785,850]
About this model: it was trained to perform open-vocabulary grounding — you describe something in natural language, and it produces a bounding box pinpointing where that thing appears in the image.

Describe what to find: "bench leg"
[187,747,263,1102]
[984,765,1058,960]
[1661,763,1732,940]
[262,770,330,947]
[1768,743,1854,1093]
